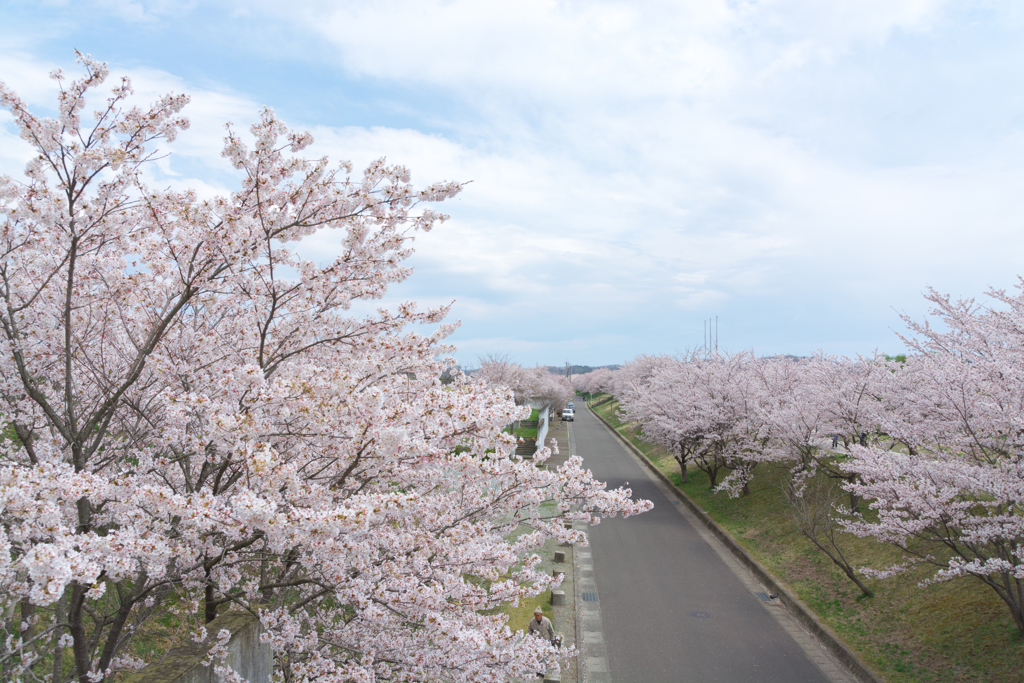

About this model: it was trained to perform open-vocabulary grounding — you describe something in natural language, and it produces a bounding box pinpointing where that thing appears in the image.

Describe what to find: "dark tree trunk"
[840,472,860,512]
[838,561,874,598]
[802,532,873,598]
[52,593,66,683]
[95,589,139,676]
[992,573,1024,636]
[68,585,91,683]
[674,448,688,484]
[20,599,35,641]
[707,466,720,488]
[205,577,217,623]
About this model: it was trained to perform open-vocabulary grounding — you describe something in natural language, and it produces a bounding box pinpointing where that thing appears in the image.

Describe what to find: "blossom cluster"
[472,357,573,411]
[607,285,1024,634]
[0,55,649,682]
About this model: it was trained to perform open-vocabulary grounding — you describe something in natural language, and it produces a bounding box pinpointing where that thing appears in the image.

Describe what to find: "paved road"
[573,401,845,683]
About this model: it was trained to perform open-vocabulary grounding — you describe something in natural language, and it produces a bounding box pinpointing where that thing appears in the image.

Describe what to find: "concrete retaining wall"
[124,611,272,683]
[536,403,550,456]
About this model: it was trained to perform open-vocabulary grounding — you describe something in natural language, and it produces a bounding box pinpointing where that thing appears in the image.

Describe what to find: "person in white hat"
[528,607,556,678]
[528,606,555,641]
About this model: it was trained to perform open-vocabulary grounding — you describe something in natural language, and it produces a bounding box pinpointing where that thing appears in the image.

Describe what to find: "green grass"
[504,409,541,439]
[591,398,1024,682]
[484,504,559,633]
[503,592,554,634]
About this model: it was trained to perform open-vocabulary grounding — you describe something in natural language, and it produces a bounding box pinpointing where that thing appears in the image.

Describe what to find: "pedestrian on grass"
[528,607,555,642]
[528,607,556,679]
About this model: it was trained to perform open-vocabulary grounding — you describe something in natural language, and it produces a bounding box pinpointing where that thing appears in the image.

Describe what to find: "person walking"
[528,607,556,678]
[528,606,555,641]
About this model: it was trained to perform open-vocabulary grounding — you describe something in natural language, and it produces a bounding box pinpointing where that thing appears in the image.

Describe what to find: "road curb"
[569,421,585,683]
[588,403,886,683]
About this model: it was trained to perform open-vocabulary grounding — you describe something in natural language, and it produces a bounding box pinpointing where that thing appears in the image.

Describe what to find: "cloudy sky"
[3,1,1024,366]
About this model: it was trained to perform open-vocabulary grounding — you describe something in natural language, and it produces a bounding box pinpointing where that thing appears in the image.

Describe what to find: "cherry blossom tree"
[805,354,888,452]
[616,355,697,483]
[842,284,1024,634]
[0,55,650,683]
[474,356,571,411]
[783,478,874,598]
[572,368,616,398]
[474,353,528,404]
[752,355,858,497]
[519,366,572,412]
[796,353,902,512]
[618,352,770,491]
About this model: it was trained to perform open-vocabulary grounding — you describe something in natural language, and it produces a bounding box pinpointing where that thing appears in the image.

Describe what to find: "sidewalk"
[529,412,578,683]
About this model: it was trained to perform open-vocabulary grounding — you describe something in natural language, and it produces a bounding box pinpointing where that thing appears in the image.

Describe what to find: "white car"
[561,408,574,422]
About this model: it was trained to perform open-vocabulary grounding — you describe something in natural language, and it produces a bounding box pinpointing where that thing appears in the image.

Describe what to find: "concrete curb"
[588,403,887,683]
[570,422,585,683]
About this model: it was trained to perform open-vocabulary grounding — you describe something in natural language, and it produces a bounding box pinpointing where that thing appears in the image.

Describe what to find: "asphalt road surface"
[573,401,840,683]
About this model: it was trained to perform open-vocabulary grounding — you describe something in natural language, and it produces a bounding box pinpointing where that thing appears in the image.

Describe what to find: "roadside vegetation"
[590,394,1024,683]
[508,409,541,439]
[483,503,559,638]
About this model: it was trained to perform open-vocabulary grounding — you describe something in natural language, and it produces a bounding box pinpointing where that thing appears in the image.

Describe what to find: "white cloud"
[271,0,951,102]
[82,0,200,23]
[4,1,1024,364]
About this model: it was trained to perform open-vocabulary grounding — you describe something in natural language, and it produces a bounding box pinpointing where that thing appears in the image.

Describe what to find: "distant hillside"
[463,364,620,376]
[544,364,620,376]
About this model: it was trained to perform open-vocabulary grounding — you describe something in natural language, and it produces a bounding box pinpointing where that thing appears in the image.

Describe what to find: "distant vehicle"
[561,408,574,422]
[568,402,575,409]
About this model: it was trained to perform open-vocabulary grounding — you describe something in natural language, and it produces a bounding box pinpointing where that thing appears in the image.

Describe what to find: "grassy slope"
[490,502,557,633]
[590,395,1024,683]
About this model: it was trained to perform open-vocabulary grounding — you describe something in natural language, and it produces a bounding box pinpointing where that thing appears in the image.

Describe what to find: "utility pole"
[702,316,720,355]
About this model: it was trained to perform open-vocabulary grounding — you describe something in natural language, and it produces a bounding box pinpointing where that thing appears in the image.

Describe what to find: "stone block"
[551,590,565,606]
[553,550,566,563]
